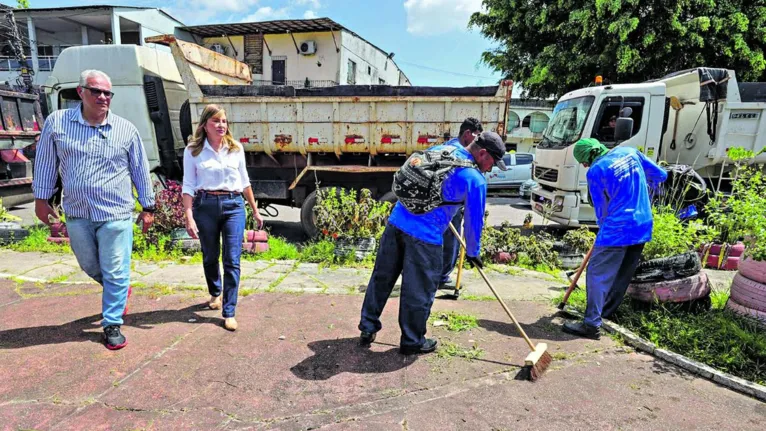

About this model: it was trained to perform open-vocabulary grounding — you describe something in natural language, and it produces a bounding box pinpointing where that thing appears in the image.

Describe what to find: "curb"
[561,308,766,402]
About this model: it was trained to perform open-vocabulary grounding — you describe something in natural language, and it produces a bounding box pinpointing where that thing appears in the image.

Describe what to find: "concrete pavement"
[0,249,762,430]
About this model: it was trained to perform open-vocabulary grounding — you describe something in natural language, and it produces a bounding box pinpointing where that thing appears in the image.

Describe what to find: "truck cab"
[44,45,187,180]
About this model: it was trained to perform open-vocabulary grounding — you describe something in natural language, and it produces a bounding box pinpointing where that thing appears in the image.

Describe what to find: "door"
[272,60,286,85]
[513,153,534,183]
[486,154,513,188]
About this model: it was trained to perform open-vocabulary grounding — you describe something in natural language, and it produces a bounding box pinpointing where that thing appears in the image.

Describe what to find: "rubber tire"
[702,242,745,257]
[169,238,201,252]
[180,100,193,145]
[738,258,766,284]
[729,273,766,312]
[627,271,710,303]
[632,252,701,283]
[244,230,268,243]
[726,300,766,323]
[703,253,740,271]
[0,222,29,244]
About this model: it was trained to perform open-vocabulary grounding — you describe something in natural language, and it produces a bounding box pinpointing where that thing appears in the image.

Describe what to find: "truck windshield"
[538,96,595,149]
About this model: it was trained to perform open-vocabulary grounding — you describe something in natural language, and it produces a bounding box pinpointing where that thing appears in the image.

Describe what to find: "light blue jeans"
[67,217,133,327]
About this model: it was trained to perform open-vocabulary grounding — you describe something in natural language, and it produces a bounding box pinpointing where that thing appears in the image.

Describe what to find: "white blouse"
[182,139,250,196]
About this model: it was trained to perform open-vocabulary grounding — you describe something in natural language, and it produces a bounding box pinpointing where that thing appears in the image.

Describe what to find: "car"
[484,152,535,189]
[519,179,538,199]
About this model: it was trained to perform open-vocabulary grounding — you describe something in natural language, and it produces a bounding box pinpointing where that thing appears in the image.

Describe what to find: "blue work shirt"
[445,137,462,149]
[388,145,487,257]
[587,147,667,247]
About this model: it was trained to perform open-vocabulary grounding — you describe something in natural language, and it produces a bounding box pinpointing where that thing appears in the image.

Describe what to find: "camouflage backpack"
[392,146,477,214]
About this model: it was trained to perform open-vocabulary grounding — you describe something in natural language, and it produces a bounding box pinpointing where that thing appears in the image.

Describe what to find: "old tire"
[244,230,268,243]
[701,242,745,257]
[0,221,29,244]
[169,238,201,253]
[726,300,766,324]
[632,252,701,283]
[738,258,766,284]
[729,273,766,312]
[702,253,740,271]
[378,191,398,204]
[627,271,710,303]
[180,100,192,145]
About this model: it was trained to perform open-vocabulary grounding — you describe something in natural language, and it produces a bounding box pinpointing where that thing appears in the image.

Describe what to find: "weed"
[436,341,484,360]
[244,237,299,261]
[461,294,495,302]
[429,311,479,332]
[8,226,70,254]
[299,240,336,263]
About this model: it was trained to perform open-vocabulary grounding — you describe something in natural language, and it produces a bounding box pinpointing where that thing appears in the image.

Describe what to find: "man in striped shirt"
[33,69,156,350]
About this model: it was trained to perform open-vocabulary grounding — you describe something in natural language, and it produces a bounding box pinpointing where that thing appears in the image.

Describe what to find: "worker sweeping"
[562,138,667,340]
[357,132,506,354]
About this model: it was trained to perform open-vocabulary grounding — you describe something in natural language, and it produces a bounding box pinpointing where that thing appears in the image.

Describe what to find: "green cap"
[573,138,609,165]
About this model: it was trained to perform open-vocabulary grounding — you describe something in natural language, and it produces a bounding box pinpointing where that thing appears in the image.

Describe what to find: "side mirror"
[614,117,634,142]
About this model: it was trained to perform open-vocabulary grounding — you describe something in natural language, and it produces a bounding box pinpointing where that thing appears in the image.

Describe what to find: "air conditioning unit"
[299,40,317,55]
[209,43,226,55]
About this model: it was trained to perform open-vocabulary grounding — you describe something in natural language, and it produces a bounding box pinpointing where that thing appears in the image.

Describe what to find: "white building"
[177,18,410,88]
[0,4,183,86]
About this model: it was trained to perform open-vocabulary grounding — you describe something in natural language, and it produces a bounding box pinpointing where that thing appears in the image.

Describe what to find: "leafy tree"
[17,0,30,8]
[470,0,766,98]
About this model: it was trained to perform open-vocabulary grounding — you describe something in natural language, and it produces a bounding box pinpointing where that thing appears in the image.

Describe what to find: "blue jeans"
[67,217,134,327]
[193,192,246,318]
[584,244,645,327]
[359,223,442,348]
[440,210,463,283]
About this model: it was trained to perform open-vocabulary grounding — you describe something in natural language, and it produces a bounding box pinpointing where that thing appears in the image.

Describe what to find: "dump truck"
[0,86,43,207]
[530,68,766,226]
[146,35,514,236]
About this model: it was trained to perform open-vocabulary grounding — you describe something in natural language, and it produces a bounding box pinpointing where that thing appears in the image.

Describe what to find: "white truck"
[44,45,188,180]
[531,68,766,226]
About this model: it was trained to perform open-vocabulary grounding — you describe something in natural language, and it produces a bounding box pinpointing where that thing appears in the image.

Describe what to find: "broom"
[557,244,594,311]
[449,223,552,381]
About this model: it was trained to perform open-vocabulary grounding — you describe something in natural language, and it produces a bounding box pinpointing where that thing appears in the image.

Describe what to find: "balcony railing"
[252,79,339,88]
[0,56,58,72]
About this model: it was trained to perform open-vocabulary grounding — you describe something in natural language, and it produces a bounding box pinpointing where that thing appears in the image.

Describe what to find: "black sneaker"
[400,338,438,355]
[562,321,601,340]
[104,325,127,350]
[359,331,376,346]
[438,279,456,290]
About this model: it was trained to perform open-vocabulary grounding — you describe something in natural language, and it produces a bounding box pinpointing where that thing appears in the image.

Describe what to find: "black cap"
[474,131,507,170]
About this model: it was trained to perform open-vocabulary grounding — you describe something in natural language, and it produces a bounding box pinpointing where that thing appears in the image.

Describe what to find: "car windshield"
[538,96,595,149]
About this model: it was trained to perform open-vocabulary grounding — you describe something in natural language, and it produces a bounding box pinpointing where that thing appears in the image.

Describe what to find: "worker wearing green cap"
[562,138,667,339]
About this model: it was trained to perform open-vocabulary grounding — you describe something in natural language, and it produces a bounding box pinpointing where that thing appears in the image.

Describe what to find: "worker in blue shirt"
[358,132,507,354]
[440,117,483,290]
[563,138,667,339]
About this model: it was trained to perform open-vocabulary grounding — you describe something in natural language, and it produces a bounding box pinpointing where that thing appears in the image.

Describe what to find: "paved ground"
[0,250,763,430]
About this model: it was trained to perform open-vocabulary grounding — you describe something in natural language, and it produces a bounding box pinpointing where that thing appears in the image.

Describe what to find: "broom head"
[524,343,552,382]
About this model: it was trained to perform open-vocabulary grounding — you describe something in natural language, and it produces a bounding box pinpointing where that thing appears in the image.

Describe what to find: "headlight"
[553,196,565,211]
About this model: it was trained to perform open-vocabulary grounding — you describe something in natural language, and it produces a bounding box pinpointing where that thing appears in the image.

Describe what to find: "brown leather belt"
[201,190,241,196]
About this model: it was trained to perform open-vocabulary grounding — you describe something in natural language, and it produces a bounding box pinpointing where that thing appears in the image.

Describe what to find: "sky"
[27,0,507,88]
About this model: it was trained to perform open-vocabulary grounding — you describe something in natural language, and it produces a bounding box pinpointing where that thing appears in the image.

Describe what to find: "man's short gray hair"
[79,70,112,87]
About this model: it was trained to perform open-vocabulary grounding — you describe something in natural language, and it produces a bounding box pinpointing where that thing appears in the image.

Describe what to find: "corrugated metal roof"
[180,18,348,37]
[8,5,184,25]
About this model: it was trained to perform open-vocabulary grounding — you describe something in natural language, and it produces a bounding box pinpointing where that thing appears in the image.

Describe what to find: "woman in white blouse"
[182,104,264,331]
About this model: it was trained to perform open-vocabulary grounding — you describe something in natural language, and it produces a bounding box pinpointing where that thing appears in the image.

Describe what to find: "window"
[539,96,596,149]
[522,115,531,128]
[502,154,512,166]
[347,59,356,84]
[368,66,371,74]
[590,96,645,147]
[515,154,533,165]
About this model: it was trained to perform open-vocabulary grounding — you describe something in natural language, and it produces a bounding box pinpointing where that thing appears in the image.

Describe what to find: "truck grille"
[534,166,559,182]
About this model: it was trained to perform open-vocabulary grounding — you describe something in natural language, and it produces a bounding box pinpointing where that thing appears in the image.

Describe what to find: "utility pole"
[1,6,35,93]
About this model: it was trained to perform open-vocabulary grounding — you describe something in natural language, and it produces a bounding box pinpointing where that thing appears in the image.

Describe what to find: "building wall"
[338,31,402,86]
[114,8,181,52]
[260,32,342,85]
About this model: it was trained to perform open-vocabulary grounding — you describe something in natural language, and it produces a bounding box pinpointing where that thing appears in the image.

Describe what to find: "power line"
[395,60,501,80]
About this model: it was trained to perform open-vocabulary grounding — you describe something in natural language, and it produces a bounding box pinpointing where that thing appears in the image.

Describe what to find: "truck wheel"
[301,187,343,238]
[180,100,192,145]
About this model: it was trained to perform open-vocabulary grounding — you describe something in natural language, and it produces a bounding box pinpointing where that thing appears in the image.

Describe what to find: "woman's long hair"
[187,104,240,157]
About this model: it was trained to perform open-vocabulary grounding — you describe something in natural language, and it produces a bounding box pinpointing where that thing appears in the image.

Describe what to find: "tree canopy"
[470,0,766,98]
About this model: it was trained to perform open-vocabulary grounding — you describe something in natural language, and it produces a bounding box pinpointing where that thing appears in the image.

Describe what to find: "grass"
[436,341,485,360]
[428,311,479,332]
[553,288,766,385]
[461,294,495,302]
[8,226,70,254]
[243,236,300,261]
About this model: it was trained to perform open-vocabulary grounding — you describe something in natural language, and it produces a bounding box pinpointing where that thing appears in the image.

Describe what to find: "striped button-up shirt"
[33,104,155,222]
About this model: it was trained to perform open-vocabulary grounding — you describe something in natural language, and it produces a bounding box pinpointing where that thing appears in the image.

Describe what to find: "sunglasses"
[82,86,115,99]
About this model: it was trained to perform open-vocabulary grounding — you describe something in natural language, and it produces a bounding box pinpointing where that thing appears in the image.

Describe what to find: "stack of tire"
[698,242,745,271]
[0,221,29,244]
[726,257,766,323]
[627,252,711,307]
[242,229,269,254]
[47,222,69,244]
[168,228,200,252]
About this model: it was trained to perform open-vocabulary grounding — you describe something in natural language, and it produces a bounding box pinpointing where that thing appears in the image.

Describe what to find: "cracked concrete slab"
[20,263,81,282]
[136,263,208,286]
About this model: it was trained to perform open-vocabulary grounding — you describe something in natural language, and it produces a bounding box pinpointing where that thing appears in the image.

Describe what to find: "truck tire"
[627,272,710,303]
[302,187,345,238]
[631,252,701,283]
[738,258,766,284]
[180,100,193,145]
[728,273,766,312]
[726,300,766,323]
[0,221,28,244]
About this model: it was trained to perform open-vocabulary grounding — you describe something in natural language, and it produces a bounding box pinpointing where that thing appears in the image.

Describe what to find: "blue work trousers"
[440,210,463,283]
[584,244,645,327]
[359,223,442,349]
[193,192,246,318]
